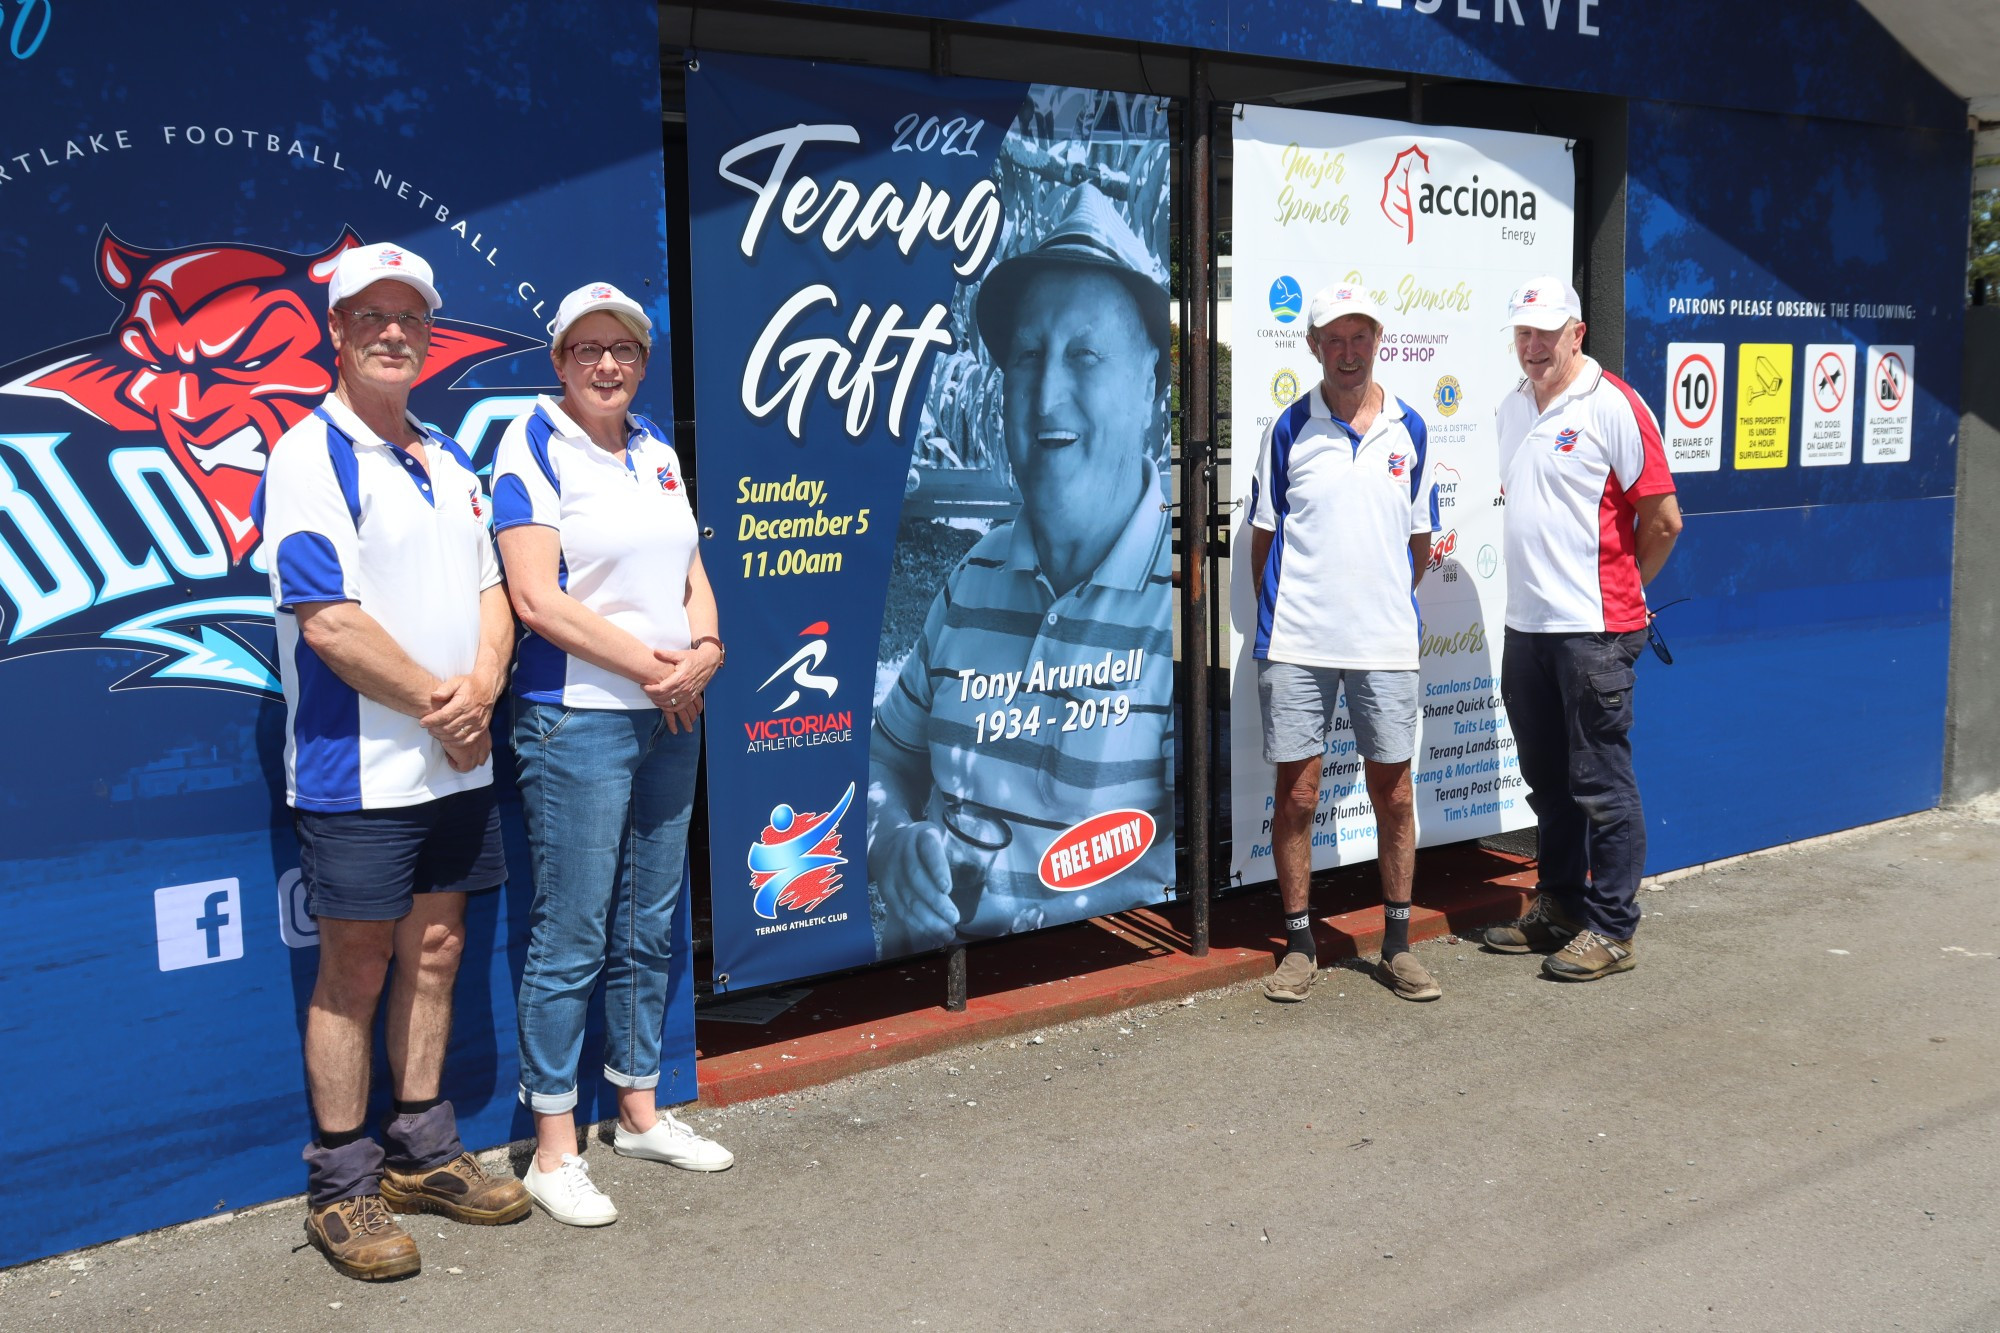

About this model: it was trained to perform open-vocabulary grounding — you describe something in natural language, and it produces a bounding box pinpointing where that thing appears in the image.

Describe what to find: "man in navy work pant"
[1483,276,1684,981]
[254,242,528,1279]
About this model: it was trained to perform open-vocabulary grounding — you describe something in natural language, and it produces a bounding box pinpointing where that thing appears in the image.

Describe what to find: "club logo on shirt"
[1553,428,1580,453]
[1386,451,1409,479]
[467,484,484,520]
[657,466,679,492]
[747,781,855,921]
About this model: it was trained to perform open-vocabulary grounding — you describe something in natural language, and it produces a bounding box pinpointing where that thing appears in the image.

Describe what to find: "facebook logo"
[153,878,245,972]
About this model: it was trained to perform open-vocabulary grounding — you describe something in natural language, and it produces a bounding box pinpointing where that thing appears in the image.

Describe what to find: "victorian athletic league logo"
[1554,427,1580,453]
[0,227,533,693]
[747,781,856,925]
[747,619,851,753]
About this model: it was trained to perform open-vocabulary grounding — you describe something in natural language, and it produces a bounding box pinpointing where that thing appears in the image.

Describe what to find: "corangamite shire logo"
[1268,275,1302,325]
[1380,145,1540,244]
[747,781,856,920]
[0,228,526,691]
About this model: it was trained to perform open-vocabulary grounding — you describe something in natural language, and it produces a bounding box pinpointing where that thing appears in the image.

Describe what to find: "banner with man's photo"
[687,54,1176,991]
[1226,106,1572,885]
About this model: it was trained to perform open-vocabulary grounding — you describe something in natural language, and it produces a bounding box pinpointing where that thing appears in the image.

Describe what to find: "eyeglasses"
[566,340,646,366]
[335,306,434,334]
[1645,597,1689,666]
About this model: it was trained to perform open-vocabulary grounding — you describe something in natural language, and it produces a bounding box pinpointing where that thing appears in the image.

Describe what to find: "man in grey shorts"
[1244,284,1441,1001]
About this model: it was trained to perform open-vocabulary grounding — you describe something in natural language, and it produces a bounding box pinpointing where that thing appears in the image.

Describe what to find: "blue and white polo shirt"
[490,396,698,710]
[254,394,502,813]
[1246,384,1438,671]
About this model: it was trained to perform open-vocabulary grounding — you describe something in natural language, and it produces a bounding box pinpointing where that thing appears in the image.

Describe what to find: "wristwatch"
[691,635,725,666]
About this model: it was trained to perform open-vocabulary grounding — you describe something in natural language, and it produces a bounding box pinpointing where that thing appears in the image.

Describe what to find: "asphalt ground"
[6,801,1997,1332]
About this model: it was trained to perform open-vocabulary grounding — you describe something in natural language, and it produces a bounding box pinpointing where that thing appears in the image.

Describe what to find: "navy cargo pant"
[1501,628,1648,940]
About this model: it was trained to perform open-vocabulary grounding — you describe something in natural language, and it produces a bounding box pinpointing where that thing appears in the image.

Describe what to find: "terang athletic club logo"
[0,227,529,693]
[746,782,856,920]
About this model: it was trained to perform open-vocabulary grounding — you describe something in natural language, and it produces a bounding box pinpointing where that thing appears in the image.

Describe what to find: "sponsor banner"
[688,55,1176,989]
[1226,106,1569,884]
[0,3,679,1267]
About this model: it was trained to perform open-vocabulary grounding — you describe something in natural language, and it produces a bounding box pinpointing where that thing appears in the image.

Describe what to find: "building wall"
[1947,307,2000,803]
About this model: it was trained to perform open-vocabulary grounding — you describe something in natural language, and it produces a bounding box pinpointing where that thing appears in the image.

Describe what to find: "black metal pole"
[1183,55,1215,957]
[944,944,967,1012]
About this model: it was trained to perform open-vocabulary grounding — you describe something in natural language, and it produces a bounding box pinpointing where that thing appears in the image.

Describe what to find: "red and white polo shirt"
[1493,355,1675,633]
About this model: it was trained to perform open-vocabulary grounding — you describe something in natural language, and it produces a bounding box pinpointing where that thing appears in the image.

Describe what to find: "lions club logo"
[1433,375,1462,418]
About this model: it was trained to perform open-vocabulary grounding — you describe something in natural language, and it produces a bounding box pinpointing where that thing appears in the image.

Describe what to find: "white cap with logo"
[328,242,441,313]
[1308,283,1385,330]
[1503,276,1582,331]
[551,281,654,349]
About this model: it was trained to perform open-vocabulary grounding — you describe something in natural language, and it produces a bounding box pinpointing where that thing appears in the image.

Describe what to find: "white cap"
[1307,283,1384,331]
[328,242,440,312]
[1503,276,1582,331]
[551,281,653,348]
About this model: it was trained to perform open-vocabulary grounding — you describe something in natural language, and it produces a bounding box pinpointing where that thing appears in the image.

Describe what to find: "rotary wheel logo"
[1270,368,1300,407]
[1433,375,1462,418]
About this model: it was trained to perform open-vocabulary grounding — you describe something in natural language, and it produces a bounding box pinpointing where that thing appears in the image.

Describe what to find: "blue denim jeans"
[1500,628,1648,939]
[513,702,699,1114]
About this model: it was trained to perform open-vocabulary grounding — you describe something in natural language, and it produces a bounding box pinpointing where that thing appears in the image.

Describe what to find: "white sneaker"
[613,1109,735,1172]
[523,1153,617,1226]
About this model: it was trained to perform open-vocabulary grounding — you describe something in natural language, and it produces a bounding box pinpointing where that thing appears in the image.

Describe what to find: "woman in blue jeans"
[492,281,732,1226]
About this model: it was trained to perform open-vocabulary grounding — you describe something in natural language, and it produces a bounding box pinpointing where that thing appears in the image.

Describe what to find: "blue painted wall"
[0,0,693,1268]
[794,0,1963,130]
[1624,101,1967,869]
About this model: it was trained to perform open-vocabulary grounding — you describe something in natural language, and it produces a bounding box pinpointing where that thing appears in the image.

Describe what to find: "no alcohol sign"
[1663,341,1724,472]
[1800,343,1854,467]
[1863,344,1914,463]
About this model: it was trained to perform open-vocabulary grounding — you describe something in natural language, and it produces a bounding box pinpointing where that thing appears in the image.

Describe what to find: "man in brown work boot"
[257,242,529,1278]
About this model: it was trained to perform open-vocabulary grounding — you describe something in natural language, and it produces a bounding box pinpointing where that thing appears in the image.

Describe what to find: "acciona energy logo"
[1379,144,1541,245]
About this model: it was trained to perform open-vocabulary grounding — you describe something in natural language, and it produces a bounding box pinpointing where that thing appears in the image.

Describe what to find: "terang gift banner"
[687,53,1176,990]
[1227,105,1572,885]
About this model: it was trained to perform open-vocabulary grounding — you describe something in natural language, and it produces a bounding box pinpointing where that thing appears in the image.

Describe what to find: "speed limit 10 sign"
[1664,342,1725,472]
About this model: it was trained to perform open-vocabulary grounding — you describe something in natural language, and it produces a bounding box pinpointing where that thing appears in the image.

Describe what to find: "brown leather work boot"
[305,1193,420,1280]
[380,1152,531,1224]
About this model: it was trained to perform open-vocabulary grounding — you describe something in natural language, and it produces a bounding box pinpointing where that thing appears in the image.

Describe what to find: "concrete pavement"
[5,801,1997,1332]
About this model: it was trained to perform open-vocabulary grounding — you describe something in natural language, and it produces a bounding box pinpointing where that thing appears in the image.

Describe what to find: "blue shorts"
[295,787,507,922]
[1257,661,1420,766]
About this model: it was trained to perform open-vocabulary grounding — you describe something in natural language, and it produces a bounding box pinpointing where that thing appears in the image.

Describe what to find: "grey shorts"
[1256,660,1420,766]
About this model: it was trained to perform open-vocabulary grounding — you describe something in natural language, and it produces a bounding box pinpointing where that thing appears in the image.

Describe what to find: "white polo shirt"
[491,396,698,709]
[254,394,502,813]
[1247,384,1438,670]
[1494,355,1676,633]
